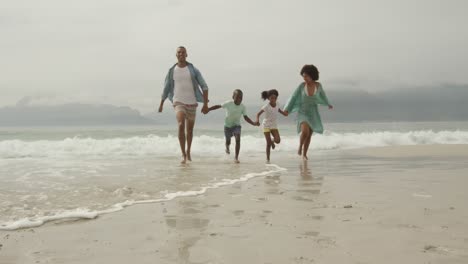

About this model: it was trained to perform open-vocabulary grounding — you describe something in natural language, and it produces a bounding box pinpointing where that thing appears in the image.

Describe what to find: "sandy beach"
[1,144,467,264]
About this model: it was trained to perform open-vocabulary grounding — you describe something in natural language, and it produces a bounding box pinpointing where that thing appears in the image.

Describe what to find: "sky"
[1,0,467,113]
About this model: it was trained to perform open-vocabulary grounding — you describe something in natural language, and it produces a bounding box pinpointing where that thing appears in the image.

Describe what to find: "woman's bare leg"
[298,123,310,156]
[303,127,313,160]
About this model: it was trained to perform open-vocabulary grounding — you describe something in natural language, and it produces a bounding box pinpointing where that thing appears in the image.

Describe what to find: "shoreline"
[1,144,467,263]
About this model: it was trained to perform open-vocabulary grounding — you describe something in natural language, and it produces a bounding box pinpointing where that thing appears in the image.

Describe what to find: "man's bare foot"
[302,155,308,161]
[266,159,270,164]
[180,156,187,164]
[187,153,192,161]
[271,142,275,150]
[234,159,240,164]
[298,148,302,156]
[225,146,230,154]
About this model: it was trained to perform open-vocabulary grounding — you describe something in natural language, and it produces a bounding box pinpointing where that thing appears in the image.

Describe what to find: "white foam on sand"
[0,164,286,231]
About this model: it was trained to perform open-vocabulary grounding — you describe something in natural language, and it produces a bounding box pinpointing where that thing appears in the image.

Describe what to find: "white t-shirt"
[173,65,197,105]
[261,103,279,129]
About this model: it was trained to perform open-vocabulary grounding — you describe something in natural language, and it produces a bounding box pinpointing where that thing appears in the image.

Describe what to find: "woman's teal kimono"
[283,82,331,134]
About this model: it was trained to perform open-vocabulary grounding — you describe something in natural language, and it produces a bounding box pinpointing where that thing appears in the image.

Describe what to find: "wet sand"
[1,145,468,264]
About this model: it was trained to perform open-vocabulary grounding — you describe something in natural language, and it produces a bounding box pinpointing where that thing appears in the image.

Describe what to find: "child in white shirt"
[256,89,288,163]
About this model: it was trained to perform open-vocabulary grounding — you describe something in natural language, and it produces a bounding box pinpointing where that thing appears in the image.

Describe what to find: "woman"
[283,64,333,160]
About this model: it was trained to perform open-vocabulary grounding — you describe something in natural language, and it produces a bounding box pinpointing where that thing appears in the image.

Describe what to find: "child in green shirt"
[207,89,259,163]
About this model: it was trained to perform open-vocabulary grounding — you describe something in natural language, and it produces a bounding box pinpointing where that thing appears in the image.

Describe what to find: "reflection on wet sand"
[157,161,328,263]
[162,199,210,264]
[264,174,282,195]
[300,160,312,181]
[293,161,324,202]
[299,161,324,186]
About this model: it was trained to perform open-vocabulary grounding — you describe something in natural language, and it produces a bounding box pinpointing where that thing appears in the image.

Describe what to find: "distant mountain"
[321,84,468,122]
[2,85,467,126]
[0,103,155,126]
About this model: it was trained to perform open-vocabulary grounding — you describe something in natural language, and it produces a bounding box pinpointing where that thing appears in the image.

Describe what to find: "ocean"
[1,121,468,230]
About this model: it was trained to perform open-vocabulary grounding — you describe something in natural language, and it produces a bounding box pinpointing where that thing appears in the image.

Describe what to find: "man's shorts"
[173,102,197,121]
[263,128,279,133]
[224,125,241,139]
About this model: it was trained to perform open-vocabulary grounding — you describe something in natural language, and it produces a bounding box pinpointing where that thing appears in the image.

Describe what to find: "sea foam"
[1,130,467,159]
[0,164,286,230]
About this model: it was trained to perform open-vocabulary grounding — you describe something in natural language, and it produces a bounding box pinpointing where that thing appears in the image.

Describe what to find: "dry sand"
[1,145,467,264]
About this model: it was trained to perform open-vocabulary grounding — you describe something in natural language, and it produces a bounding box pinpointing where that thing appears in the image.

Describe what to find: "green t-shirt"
[222,101,247,128]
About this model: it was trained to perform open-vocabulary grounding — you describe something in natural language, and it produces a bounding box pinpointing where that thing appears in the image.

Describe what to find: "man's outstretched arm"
[207,104,221,113]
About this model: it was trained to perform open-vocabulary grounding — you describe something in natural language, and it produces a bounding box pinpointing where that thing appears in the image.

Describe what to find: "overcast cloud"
[1,0,467,113]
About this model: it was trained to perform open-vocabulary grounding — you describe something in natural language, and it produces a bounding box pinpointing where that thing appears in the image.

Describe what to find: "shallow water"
[1,122,468,230]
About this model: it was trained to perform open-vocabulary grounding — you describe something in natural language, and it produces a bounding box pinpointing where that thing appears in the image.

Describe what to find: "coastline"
[1,144,467,264]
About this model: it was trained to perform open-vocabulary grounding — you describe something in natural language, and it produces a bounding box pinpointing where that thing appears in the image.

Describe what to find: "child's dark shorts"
[224,125,241,139]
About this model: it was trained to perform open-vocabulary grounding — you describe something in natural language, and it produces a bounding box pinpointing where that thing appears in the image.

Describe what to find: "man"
[159,46,209,164]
